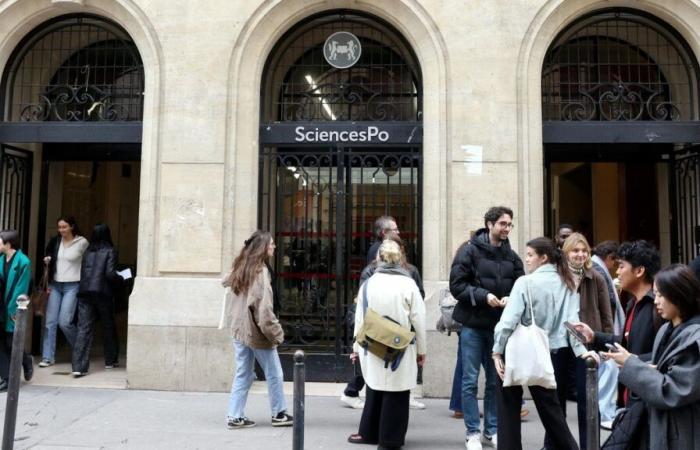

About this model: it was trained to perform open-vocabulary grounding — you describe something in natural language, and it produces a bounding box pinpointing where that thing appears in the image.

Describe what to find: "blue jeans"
[449,333,462,412]
[460,326,497,437]
[227,340,286,419]
[598,359,619,422]
[42,281,80,361]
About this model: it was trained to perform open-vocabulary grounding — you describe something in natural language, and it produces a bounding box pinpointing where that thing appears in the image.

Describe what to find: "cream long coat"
[353,271,426,392]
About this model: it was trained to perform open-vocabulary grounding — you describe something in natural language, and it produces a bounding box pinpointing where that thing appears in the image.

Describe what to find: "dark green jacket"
[0,250,31,332]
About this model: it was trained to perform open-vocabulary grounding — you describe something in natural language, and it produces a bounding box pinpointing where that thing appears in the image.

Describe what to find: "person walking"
[0,230,33,391]
[71,224,121,376]
[558,233,613,449]
[450,206,525,450]
[604,264,700,450]
[220,230,292,429]
[347,239,426,449]
[591,240,625,428]
[492,237,591,450]
[40,216,88,367]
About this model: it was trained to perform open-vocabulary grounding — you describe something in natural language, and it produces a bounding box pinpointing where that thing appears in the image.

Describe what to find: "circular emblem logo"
[323,32,362,69]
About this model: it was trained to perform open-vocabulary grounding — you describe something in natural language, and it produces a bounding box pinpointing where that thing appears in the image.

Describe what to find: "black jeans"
[0,329,31,380]
[496,379,579,450]
[72,295,119,372]
[358,386,410,448]
[547,347,592,450]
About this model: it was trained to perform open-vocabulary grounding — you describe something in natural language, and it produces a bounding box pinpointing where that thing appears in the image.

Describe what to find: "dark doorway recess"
[260,10,423,381]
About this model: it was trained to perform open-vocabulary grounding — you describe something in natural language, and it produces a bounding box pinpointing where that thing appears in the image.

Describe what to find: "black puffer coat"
[449,229,524,330]
[79,245,120,299]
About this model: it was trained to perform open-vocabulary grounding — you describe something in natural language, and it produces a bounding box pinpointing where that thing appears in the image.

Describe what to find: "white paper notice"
[117,268,133,280]
[462,145,483,175]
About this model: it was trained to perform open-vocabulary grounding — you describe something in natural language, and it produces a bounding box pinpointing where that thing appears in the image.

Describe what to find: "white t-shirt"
[54,236,89,282]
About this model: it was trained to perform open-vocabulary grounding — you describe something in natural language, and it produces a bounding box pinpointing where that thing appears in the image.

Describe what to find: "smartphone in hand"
[563,321,587,344]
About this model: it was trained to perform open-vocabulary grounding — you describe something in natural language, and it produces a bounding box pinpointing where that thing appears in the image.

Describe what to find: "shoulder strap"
[525,280,535,323]
[362,280,369,313]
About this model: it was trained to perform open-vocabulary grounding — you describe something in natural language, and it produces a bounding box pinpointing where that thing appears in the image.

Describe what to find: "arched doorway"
[0,14,143,373]
[541,8,700,263]
[260,10,422,381]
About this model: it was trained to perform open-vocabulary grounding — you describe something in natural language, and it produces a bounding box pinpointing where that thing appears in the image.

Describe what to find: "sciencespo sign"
[259,122,422,145]
[295,125,389,143]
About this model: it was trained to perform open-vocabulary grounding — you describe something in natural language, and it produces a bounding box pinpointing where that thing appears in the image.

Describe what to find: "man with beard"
[450,206,524,450]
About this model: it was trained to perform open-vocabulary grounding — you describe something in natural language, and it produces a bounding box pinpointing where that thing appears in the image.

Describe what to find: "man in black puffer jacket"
[449,206,524,449]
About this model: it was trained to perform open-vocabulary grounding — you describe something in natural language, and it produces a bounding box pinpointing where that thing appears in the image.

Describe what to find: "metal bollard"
[585,357,600,450]
[292,350,305,450]
[2,295,30,450]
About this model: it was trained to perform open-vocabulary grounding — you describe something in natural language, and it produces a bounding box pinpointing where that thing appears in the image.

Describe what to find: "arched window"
[2,14,144,122]
[262,11,421,122]
[542,10,699,122]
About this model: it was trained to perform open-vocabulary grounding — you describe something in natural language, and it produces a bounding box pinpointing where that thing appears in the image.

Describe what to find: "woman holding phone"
[603,264,700,450]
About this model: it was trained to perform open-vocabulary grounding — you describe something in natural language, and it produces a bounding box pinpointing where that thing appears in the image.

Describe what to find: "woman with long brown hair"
[220,230,292,429]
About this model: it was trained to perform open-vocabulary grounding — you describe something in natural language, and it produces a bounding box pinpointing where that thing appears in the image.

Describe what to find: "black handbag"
[601,400,648,450]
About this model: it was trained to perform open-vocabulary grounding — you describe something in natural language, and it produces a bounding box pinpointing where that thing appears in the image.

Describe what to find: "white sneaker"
[601,420,614,430]
[482,433,497,448]
[409,397,426,410]
[465,433,483,450]
[340,394,364,409]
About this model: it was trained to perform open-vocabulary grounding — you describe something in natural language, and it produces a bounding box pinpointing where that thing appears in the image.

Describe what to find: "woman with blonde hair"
[348,239,426,449]
[556,232,613,449]
[220,230,292,429]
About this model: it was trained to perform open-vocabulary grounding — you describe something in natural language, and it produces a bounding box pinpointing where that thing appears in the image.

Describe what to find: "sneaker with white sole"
[271,411,293,427]
[482,433,497,448]
[409,397,426,410]
[340,394,365,409]
[466,433,483,450]
[227,417,256,429]
[38,359,53,368]
[601,419,614,430]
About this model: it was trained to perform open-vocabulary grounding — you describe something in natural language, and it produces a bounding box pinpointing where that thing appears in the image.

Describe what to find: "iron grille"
[259,146,421,355]
[542,10,698,121]
[262,12,421,122]
[3,15,144,122]
[0,146,32,250]
[672,149,700,263]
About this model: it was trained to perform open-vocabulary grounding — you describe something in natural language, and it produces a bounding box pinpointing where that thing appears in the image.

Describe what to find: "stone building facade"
[0,0,699,396]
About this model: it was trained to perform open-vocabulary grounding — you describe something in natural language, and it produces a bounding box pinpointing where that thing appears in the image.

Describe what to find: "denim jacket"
[493,264,587,356]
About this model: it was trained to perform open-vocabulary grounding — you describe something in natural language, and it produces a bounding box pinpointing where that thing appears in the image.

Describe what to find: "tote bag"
[503,281,557,389]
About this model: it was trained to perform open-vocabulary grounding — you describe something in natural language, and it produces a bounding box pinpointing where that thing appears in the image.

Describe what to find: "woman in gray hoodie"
[605,263,700,450]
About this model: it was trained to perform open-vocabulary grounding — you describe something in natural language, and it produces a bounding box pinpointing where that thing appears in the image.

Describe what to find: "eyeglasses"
[496,221,514,229]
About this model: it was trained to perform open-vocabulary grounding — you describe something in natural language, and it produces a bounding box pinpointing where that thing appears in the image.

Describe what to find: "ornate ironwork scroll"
[562,79,681,121]
[285,81,401,121]
[20,65,128,122]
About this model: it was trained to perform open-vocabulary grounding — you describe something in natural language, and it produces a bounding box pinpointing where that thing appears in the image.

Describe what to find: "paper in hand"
[117,268,133,280]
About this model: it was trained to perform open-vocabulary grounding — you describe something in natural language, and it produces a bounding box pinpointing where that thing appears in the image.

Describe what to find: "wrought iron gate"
[259,145,421,381]
[0,145,32,250]
[671,146,700,263]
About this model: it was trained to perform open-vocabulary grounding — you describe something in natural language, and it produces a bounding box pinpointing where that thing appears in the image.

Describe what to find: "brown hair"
[526,237,576,291]
[226,230,272,295]
[562,232,593,270]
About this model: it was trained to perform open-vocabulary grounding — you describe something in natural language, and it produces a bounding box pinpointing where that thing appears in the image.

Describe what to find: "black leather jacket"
[79,245,120,299]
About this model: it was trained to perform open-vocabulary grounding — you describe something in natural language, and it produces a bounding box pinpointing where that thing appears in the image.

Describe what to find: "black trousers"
[496,380,579,450]
[72,295,119,372]
[548,347,592,449]
[358,386,410,447]
[0,329,31,380]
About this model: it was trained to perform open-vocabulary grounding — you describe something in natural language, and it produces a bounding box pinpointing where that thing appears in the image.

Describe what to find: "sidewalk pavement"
[0,382,597,450]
